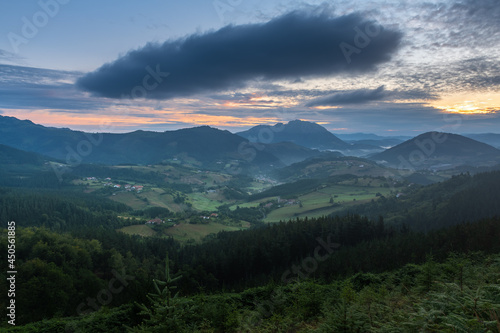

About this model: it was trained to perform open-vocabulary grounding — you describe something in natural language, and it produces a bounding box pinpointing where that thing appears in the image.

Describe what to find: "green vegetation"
[2,148,500,332]
[5,215,500,332]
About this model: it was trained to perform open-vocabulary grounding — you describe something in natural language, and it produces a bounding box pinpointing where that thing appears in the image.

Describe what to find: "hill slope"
[0,144,63,187]
[0,143,50,166]
[370,131,500,169]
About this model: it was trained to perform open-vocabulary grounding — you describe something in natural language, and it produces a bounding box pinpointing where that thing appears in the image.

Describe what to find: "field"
[187,191,226,211]
[163,222,246,243]
[74,165,410,237]
[74,164,248,213]
[109,191,148,210]
[118,224,157,237]
[261,178,399,222]
[118,221,246,243]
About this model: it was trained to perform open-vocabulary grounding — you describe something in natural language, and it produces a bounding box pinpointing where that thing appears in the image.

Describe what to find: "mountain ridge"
[236,119,350,150]
[0,115,320,168]
[370,131,500,169]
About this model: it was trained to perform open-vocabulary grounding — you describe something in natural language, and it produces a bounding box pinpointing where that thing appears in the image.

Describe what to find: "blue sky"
[1,0,500,135]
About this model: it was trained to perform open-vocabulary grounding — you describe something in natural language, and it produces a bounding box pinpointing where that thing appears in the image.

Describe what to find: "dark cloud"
[304,86,439,107]
[305,86,386,106]
[77,9,402,100]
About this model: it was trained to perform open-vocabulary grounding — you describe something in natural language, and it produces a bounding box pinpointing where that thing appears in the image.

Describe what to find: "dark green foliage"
[218,204,264,224]
[0,187,130,231]
[8,252,498,332]
[128,255,195,332]
[131,206,171,219]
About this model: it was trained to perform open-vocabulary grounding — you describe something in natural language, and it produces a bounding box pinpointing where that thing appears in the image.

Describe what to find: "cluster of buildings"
[264,197,300,208]
[146,218,164,225]
[85,177,144,192]
[200,213,218,220]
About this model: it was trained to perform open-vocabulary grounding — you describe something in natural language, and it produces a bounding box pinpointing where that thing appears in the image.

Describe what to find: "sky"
[1,0,500,135]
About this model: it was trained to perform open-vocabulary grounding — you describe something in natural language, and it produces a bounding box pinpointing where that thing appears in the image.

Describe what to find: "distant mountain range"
[336,133,412,142]
[237,120,384,155]
[370,131,500,170]
[2,115,500,172]
[0,115,319,168]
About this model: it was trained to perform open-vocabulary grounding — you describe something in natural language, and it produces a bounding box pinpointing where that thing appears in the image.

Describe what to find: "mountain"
[236,119,387,157]
[464,133,500,149]
[237,119,350,150]
[0,115,319,168]
[370,131,500,170]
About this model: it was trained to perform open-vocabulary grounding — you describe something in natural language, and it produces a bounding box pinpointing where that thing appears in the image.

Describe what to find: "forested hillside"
[3,218,500,331]
[2,171,500,331]
[337,171,500,231]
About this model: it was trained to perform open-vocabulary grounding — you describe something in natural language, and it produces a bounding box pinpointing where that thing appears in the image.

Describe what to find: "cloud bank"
[77,9,402,100]
[305,86,386,106]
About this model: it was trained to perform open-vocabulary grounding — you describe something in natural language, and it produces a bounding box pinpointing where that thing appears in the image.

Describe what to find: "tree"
[128,254,195,332]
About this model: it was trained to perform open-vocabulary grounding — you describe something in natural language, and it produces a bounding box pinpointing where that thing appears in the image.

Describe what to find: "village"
[84,177,144,192]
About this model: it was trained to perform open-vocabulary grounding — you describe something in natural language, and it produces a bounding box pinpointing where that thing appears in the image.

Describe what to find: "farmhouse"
[146,218,164,225]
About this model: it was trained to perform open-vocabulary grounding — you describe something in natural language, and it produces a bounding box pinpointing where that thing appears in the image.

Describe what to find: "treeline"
[0,227,177,325]
[0,187,131,231]
[5,246,500,332]
[4,213,500,327]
